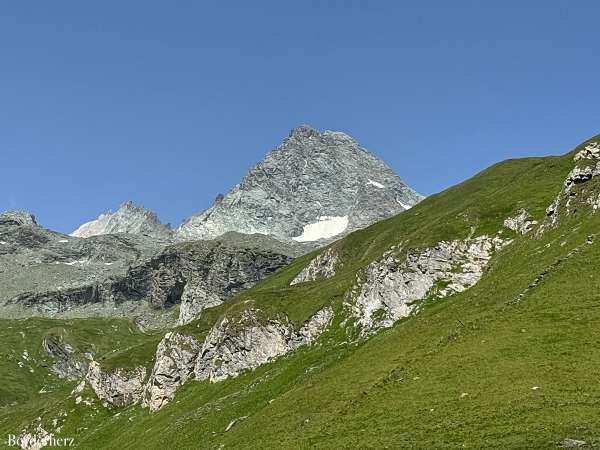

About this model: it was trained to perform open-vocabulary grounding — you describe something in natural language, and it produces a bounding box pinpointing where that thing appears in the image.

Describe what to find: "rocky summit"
[176,125,423,243]
[71,201,172,239]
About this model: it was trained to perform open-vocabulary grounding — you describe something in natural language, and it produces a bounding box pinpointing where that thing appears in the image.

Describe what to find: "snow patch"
[292,216,349,242]
[58,239,69,243]
[55,259,87,266]
[367,179,385,189]
[71,214,109,237]
[0,241,7,245]
[104,262,113,266]
[397,199,412,210]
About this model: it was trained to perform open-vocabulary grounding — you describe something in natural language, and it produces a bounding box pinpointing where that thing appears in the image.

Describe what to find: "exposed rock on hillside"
[503,209,538,235]
[195,307,333,382]
[83,308,334,411]
[143,332,201,411]
[42,334,89,381]
[542,141,600,230]
[120,240,293,321]
[0,212,167,317]
[177,125,423,243]
[347,235,509,334]
[86,361,147,407]
[574,141,600,161]
[177,281,223,325]
[290,247,339,285]
[71,201,172,239]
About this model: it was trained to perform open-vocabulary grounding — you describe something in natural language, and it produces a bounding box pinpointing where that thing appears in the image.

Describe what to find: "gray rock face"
[137,308,333,411]
[0,210,37,227]
[177,125,423,243]
[542,145,600,230]
[574,141,600,161]
[177,281,223,325]
[195,307,333,382]
[86,361,147,407]
[290,247,339,285]
[1,215,292,324]
[288,307,334,349]
[560,438,589,448]
[347,236,509,334]
[42,334,88,381]
[0,213,167,317]
[503,209,538,235]
[121,239,293,314]
[143,332,201,411]
[71,201,172,239]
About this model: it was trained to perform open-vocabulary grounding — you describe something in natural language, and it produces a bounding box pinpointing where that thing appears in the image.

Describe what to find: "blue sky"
[2,1,600,233]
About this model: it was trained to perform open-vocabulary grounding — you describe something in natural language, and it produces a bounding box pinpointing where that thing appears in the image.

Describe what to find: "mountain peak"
[71,201,171,238]
[176,127,423,242]
[0,210,37,227]
[286,125,356,147]
[288,124,318,139]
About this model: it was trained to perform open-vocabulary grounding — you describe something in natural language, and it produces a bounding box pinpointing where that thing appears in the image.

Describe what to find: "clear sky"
[2,1,600,233]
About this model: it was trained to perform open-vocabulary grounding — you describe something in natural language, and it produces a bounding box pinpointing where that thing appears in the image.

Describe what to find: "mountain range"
[2,129,599,449]
[0,126,421,329]
[69,125,422,243]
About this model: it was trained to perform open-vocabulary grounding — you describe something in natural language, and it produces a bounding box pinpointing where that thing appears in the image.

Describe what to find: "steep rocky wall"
[42,308,334,412]
[143,332,201,411]
[542,141,600,231]
[85,361,147,407]
[195,308,334,382]
[346,235,509,335]
[3,230,292,325]
[42,334,89,381]
[290,247,339,285]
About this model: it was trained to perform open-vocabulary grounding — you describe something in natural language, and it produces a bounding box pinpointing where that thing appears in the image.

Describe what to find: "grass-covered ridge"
[2,133,600,449]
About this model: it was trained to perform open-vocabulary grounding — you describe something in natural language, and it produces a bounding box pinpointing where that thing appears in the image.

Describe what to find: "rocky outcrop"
[1,216,292,325]
[195,307,333,382]
[290,247,339,285]
[565,164,600,185]
[0,214,168,319]
[542,143,600,231]
[121,240,292,314]
[140,308,333,410]
[347,236,508,334]
[177,125,423,243]
[574,141,600,161]
[18,424,51,450]
[0,210,37,227]
[71,201,172,239]
[288,307,334,348]
[148,264,186,308]
[42,334,89,381]
[503,209,537,235]
[143,332,201,411]
[85,361,146,407]
[177,280,223,325]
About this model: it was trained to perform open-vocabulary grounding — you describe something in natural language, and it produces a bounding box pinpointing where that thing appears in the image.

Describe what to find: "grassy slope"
[2,135,600,449]
[0,319,161,440]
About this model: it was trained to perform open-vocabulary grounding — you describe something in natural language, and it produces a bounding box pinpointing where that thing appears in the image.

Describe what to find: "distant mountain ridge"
[68,125,423,244]
[71,201,172,239]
